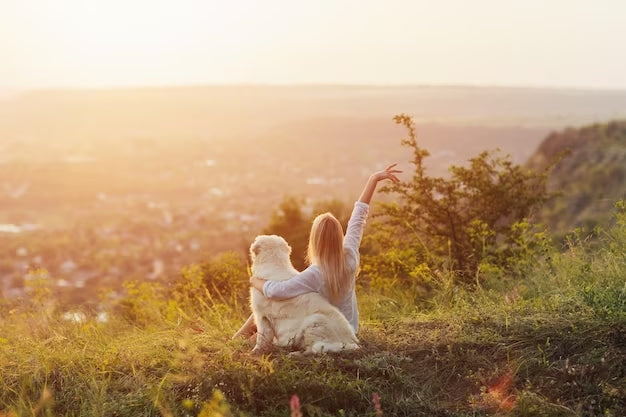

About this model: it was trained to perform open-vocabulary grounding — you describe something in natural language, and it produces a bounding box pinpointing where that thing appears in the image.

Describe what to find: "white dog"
[249,235,359,354]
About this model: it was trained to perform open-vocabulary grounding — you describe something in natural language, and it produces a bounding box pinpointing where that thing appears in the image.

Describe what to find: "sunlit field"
[0,201,624,416]
[1,86,625,416]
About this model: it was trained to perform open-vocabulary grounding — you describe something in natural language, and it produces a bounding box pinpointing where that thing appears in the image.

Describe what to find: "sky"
[1,0,625,90]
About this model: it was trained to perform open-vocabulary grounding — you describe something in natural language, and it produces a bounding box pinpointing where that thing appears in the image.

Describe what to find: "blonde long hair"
[307,212,350,304]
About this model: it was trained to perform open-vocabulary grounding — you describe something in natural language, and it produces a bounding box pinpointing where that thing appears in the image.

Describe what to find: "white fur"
[249,235,359,354]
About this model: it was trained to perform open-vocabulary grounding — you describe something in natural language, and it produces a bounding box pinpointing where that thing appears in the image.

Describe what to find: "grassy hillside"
[0,200,624,416]
[2,91,626,415]
[527,120,626,237]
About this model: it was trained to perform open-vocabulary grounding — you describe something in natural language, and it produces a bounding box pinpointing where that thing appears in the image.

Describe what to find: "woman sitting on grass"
[233,163,401,340]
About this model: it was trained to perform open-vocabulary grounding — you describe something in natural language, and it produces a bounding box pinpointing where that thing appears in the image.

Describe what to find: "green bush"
[362,114,554,289]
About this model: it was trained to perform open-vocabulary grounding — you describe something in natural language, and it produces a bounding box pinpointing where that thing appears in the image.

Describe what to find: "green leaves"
[367,115,552,287]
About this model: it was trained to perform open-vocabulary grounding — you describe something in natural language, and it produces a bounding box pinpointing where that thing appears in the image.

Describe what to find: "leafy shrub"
[116,280,167,326]
[112,252,249,327]
[200,251,250,305]
[363,114,553,289]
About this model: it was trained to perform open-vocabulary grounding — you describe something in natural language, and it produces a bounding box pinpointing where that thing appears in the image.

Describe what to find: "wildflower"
[372,392,382,416]
[290,394,302,417]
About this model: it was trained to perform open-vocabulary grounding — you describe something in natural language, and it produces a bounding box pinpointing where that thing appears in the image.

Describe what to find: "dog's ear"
[250,241,260,256]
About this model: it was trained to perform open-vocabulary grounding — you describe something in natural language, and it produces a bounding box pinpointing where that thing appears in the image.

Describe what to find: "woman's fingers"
[384,163,402,174]
[373,163,402,183]
[383,163,402,182]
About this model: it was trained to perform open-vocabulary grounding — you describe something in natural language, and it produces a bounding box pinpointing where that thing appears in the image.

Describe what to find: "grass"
[1,217,625,416]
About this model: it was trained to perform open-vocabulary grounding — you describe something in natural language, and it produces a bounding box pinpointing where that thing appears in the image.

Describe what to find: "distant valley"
[1,85,625,306]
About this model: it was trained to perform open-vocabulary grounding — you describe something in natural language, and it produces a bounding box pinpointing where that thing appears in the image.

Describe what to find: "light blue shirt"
[262,201,369,333]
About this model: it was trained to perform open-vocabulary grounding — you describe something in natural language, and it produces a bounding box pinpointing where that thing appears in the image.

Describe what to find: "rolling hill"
[527,120,626,236]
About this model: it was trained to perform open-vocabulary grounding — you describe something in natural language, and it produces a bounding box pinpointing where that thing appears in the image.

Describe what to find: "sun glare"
[2,0,625,89]
[10,1,270,87]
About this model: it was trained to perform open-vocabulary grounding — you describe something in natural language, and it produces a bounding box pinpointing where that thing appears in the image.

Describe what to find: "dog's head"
[250,235,292,264]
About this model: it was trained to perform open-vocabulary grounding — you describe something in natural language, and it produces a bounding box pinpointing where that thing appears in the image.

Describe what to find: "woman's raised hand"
[372,163,402,183]
[358,163,402,204]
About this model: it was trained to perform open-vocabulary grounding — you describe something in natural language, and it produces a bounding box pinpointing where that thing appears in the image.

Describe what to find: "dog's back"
[250,235,359,354]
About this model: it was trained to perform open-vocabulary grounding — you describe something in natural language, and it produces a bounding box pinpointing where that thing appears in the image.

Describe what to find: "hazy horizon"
[2,1,625,91]
[4,82,626,96]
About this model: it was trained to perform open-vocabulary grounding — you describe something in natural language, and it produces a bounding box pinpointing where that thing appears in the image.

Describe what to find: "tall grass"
[1,204,624,416]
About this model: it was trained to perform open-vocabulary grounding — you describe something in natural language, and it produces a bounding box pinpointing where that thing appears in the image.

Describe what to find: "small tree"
[365,115,552,287]
[263,196,350,271]
[263,196,311,271]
